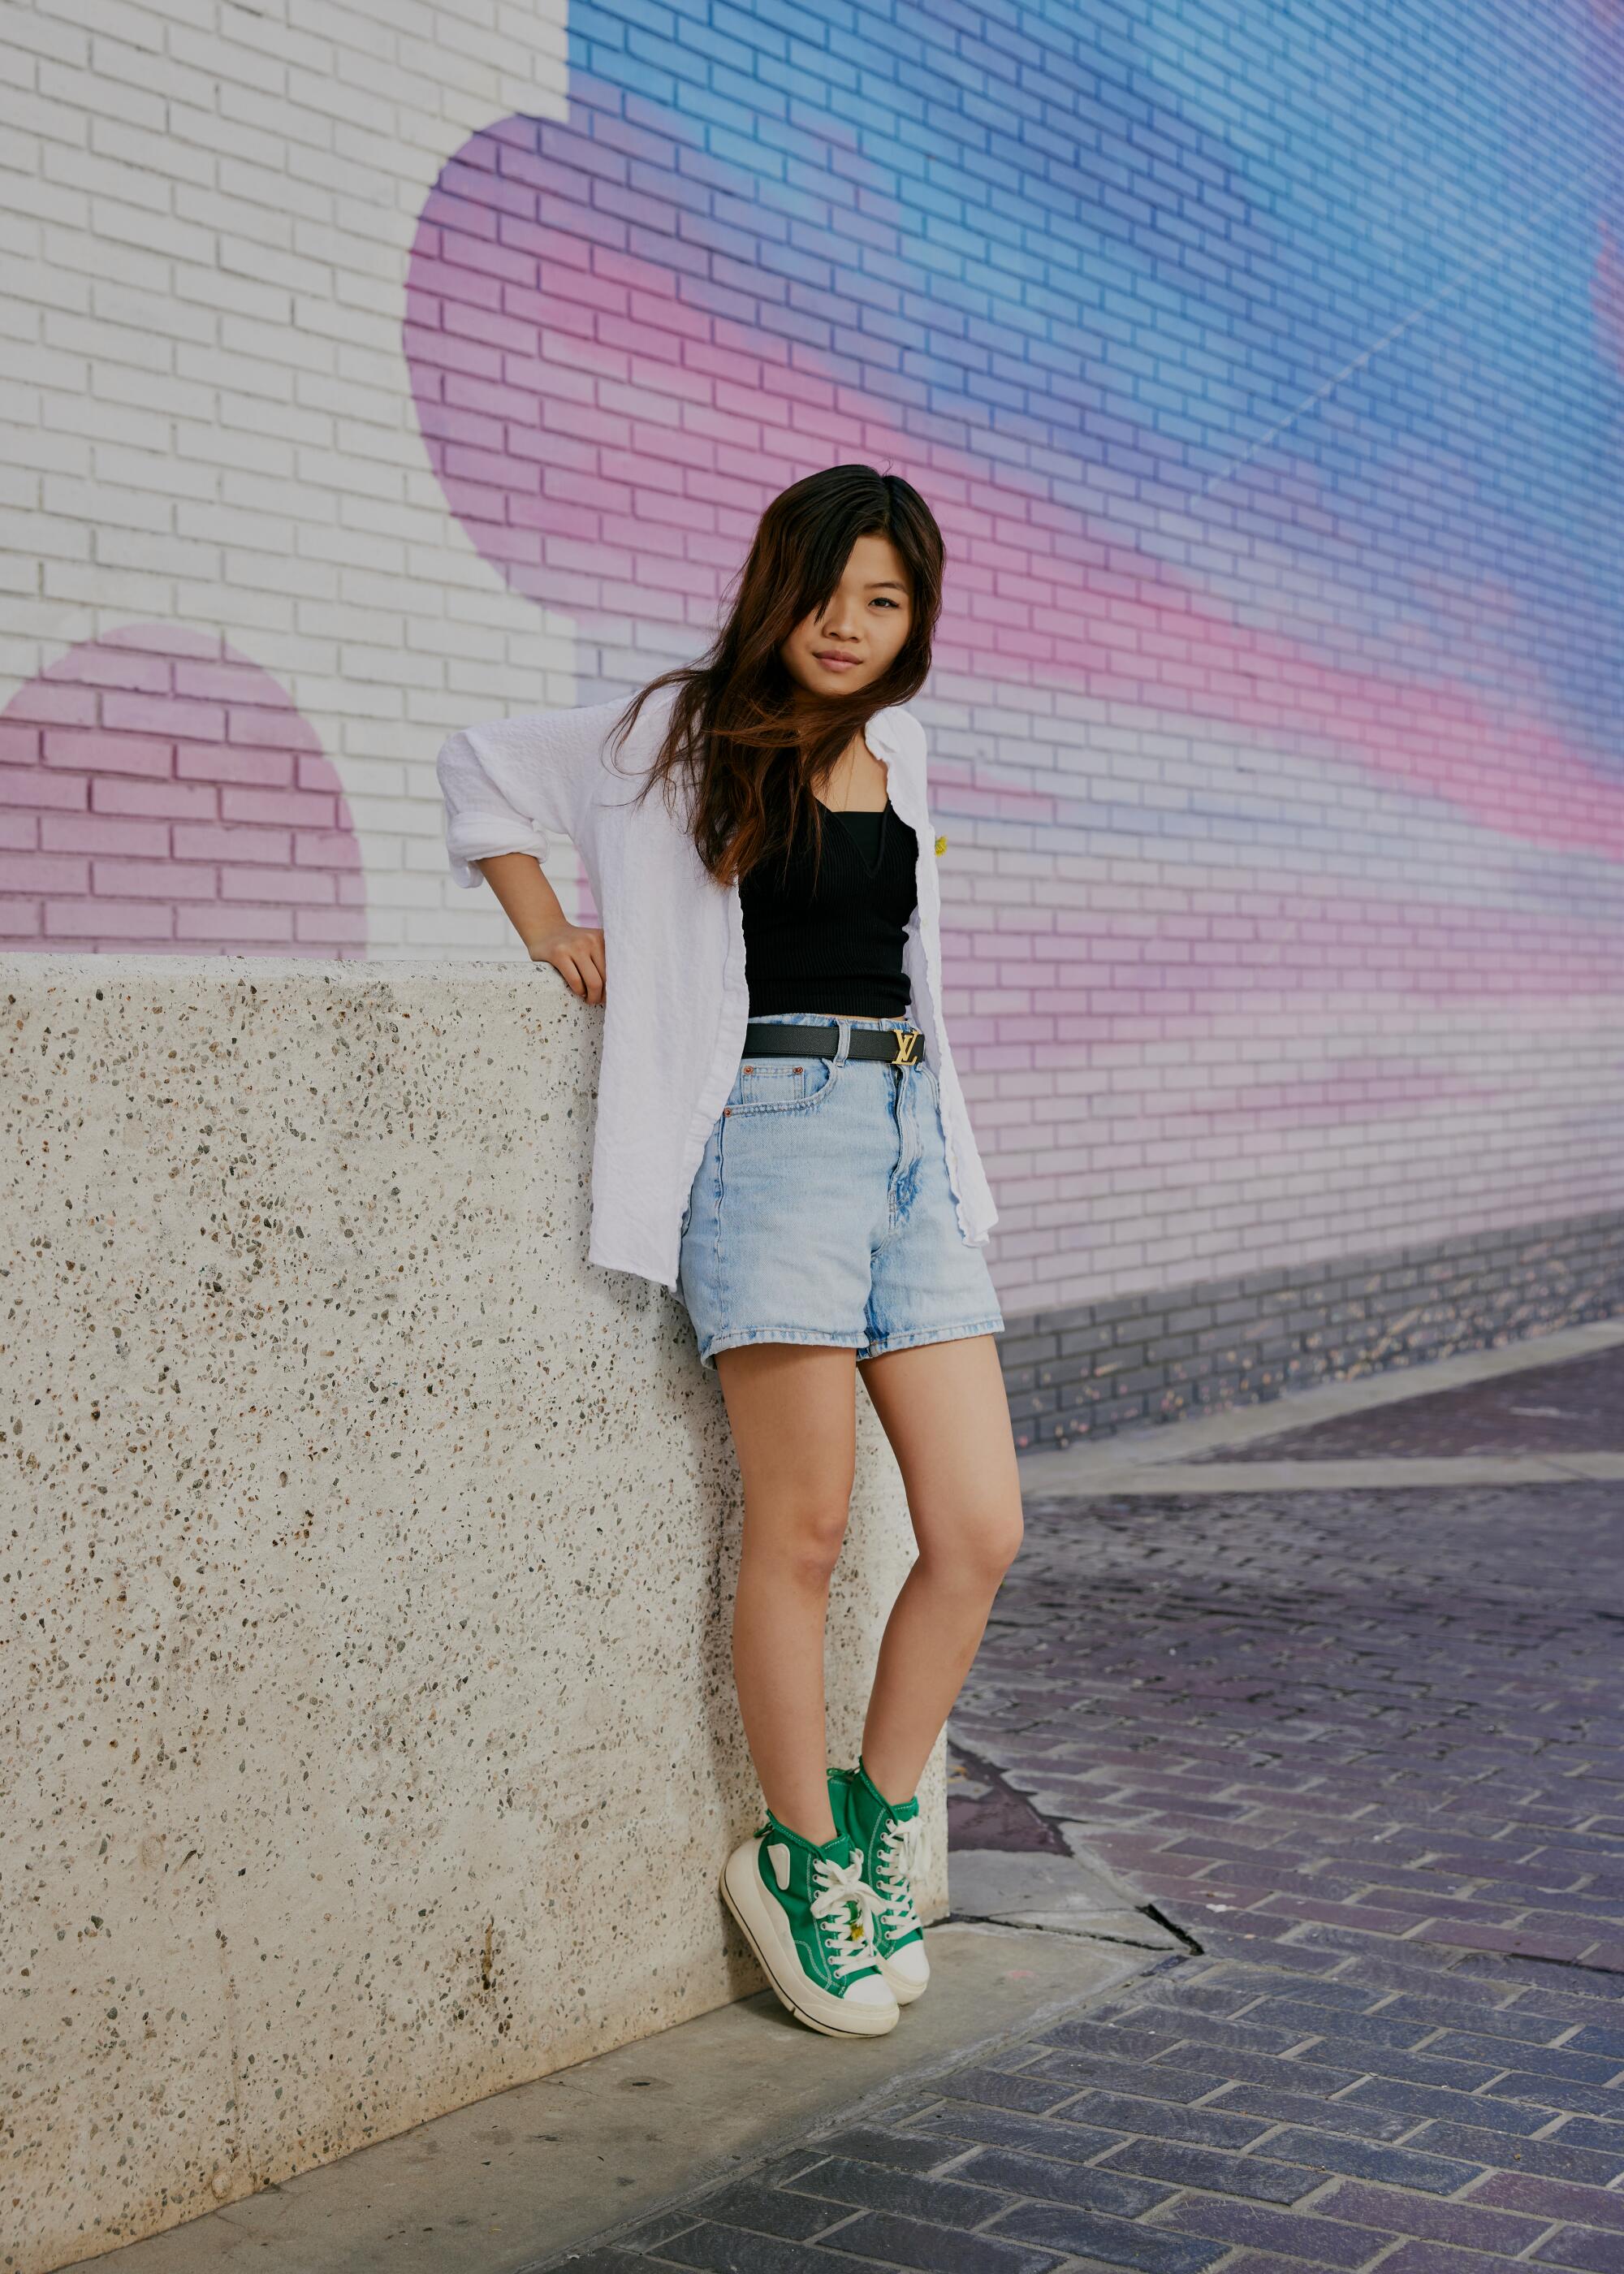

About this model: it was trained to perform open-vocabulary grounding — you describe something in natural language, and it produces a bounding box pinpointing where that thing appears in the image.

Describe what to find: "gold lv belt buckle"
[891,1027,922,1066]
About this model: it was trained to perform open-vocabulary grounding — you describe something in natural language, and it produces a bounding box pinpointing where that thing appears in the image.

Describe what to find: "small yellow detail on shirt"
[935,833,948,855]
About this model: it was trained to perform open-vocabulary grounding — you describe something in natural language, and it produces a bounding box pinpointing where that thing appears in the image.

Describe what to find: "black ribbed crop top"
[740,798,920,1019]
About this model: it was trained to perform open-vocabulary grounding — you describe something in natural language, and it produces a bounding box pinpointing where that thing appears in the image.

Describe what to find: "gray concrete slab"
[60,1924,1158,2274]
[946,1846,1183,1949]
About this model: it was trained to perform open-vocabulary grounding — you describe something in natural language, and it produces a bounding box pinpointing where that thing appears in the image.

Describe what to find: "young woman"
[436,465,1023,2042]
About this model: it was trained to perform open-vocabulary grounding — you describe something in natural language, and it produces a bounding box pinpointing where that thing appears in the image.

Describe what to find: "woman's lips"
[813,652,861,669]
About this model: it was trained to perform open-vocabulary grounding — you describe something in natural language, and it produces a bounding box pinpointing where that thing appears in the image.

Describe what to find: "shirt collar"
[863,707,916,759]
[862,709,924,833]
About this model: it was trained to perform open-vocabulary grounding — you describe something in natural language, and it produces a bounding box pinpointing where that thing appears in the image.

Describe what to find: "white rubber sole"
[876,1943,930,2004]
[719,1842,900,2039]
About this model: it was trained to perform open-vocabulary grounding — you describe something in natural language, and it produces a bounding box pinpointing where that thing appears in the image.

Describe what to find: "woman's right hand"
[527,924,607,1005]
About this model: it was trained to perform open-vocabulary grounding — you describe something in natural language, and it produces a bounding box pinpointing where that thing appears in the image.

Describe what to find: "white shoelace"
[810,1850,888,1979]
[874,1815,923,1940]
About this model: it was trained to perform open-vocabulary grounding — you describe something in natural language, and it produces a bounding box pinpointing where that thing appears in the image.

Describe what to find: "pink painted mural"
[0,628,363,956]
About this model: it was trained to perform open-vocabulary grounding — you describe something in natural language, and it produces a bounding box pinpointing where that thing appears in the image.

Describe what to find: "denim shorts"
[677,1011,1004,1370]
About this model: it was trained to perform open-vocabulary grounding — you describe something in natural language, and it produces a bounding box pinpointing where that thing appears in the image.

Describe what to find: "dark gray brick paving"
[1034,2044,1376,2098]
[673,2181,849,2242]
[1033,2018,1276,2064]
[912,2103,1136,2159]
[926,2063,1092,2114]
[1087,2142,1324,2206]
[986,2199,1230,2271]
[554,2256,663,2274]
[1350,2250,1531,2274]
[1190,2082,1435,2141]
[1131,2198,1410,2267]
[1300,2180,1550,2252]
[1542,2117,1624,2158]
[944,2148,1179,2217]
[640,2229,888,2272]
[1479,2076,1624,2121]
[811,2127,973,2176]
[782,2155,1014,2226]
[1530,2237,1624,2274]
[1285,2040,1540,2090]
[816,2211,1064,2270]
[1233,2129,1489,2194]
[1505,2185,1624,2246]
[1190,2256,1325,2274]
[565,1419,1623,2274]
[1405,2127,1624,2189]
[1338,2077,1584,2133]
[1021,2049,1296,2103]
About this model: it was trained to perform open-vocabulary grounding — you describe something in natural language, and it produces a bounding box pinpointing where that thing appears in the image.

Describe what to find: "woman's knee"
[990,1502,1025,1583]
[741,1495,853,1590]
[924,1498,1023,1594]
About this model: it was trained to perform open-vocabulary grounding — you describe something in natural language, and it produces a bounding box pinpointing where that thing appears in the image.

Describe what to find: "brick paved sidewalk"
[558,1358,1624,2273]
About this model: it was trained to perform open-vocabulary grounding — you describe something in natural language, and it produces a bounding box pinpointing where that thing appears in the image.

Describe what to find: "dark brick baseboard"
[1000,1208,1624,1453]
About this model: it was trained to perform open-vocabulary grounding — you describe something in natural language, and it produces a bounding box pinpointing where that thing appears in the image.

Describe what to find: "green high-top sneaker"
[720,1810,899,2038]
[829,1758,930,2003]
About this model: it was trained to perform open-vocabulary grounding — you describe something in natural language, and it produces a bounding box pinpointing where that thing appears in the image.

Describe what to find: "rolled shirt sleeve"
[435,696,632,890]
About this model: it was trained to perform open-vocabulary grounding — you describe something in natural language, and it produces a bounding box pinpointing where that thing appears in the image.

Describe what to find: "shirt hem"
[589,1243,681,1293]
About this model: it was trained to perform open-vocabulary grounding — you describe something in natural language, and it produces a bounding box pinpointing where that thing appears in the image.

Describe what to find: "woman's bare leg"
[854,1331,1023,1802]
[714,1341,862,1845]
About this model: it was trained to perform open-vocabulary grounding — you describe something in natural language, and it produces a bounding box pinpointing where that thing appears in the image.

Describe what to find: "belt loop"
[835,1016,851,1062]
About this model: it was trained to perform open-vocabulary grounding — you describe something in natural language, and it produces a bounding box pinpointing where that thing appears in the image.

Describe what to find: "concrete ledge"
[2,957,945,2274]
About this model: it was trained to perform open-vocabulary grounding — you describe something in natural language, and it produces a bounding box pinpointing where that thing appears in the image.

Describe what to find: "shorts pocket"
[729,1051,846,1115]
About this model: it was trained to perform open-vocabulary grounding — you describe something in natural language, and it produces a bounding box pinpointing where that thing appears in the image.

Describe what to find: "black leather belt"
[744,1018,926,1067]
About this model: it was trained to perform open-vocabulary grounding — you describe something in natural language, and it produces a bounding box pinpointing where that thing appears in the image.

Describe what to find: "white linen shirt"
[434,686,999,1292]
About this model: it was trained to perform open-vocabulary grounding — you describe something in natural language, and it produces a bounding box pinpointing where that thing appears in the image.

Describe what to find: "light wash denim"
[676,1011,1005,1371]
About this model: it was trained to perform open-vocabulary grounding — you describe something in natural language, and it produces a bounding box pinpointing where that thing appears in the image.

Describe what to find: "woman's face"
[778,531,913,699]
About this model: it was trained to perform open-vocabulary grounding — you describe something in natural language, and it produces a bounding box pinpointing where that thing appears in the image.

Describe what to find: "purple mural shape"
[405,93,1624,863]
[0,626,363,957]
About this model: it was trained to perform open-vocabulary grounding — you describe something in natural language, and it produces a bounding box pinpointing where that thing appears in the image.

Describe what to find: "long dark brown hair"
[606,465,945,893]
